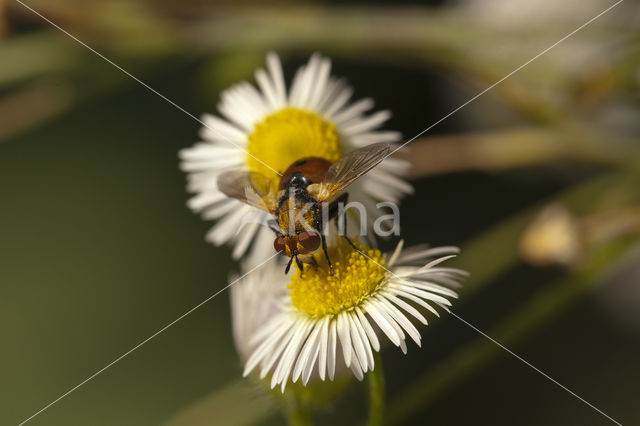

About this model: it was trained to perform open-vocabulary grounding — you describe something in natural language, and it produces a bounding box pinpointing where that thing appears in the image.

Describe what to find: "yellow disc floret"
[289,240,387,317]
[246,108,342,184]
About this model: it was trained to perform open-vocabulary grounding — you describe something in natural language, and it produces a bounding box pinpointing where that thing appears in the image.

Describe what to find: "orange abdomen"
[279,157,333,190]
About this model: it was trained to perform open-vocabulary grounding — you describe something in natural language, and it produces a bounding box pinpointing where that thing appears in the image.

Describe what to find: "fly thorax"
[284,172,312,190]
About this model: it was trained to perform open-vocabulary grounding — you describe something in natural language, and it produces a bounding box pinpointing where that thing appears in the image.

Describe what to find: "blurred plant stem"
[583,207,640,247]
[284,389,314,426]
[397,124,640,179]
[367,351,385,426]
[0,0,7,39]
[164,380,275,426]
[0,78,73,142]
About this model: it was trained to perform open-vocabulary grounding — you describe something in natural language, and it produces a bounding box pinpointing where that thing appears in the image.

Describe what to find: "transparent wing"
[307,143,392,201]
[216,170,278,213]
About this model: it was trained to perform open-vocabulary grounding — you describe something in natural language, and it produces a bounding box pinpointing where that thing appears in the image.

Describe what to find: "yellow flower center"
[289,240,387,317]
[247,108,342,184]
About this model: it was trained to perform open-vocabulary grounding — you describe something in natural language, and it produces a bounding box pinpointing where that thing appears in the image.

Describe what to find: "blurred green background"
[1,0,639,425]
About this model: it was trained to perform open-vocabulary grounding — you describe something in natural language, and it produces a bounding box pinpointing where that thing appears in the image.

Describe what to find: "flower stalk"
[367,350,385,426]
[284,389,314,426]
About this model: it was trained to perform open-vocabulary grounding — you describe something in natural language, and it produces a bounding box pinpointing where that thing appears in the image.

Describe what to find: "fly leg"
[320,233,334,276]
[341,215,367,258]
[308,255,319,270]
[327,192,367,259]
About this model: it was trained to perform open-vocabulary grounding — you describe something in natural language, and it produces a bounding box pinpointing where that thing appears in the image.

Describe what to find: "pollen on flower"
[246,108,342,184]
[288,240,387,316]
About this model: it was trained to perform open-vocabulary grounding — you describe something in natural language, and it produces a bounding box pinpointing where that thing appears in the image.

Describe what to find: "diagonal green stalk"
[284,390,314,426]
[368,351,386,426]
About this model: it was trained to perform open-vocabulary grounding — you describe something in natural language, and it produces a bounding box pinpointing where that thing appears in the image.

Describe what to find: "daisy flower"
[180,53,413,265]
[240,239,467,392]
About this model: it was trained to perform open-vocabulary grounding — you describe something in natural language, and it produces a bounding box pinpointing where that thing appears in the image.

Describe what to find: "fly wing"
[307,143,392,201]
[216,170,278,213]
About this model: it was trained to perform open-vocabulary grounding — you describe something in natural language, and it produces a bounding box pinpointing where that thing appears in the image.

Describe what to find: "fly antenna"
[285,256,294,274]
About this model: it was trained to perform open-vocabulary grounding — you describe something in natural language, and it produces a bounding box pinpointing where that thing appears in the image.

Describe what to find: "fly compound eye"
[274,236,286,254]
[298,231,320,252]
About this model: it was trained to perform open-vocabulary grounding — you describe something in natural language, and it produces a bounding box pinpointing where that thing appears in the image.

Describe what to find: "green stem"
[368,351,386,426]
[284,390,313,426]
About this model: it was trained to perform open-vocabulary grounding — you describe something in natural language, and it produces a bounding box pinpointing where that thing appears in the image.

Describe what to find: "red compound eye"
[274,236,286,254]
[298,231,320,252]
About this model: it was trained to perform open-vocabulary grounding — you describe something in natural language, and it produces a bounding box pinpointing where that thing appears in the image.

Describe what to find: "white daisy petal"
[367,168,415,196]
[296,53,322,108]
[249,312,288,347]
[393,283,453,307]
[258,321,299,379]
[387,286,441,317]
[350,131,402,146]
[243,316,291,376]
[306,58,331,111]
[336,312,353,367]
[365,302,402,347]
[201,199,240,220]
[205,207,250,245]
[200,113,246,141]
[272,318,313,389]
[399,339,408,355]
[376,297,421,347]
[302,331,322,386]
[396,246,460,264]
[426,267,470,277]
[218,86,261,131]
[379,157,411,174]
[382,290,428,325]
[255,68,279,110]
[331,98,375,125]
[232,221,260,259]
[288,66,305,106]
[347,312,371,372]
[341,110,391,135]
[410,281,459,298]
[266,52,287,107]
[349,350,365,381]
[318,317,329,380]
[355,306,381,352]
[319,79,353,117]
[293,321,322,382]
[328,319,338,380]
[186,191,227,212]
[244,226,276,265]
[387,240,405,268]
[368,298,407,343]
[416,256,461,273]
